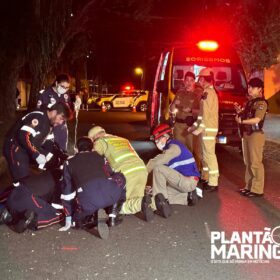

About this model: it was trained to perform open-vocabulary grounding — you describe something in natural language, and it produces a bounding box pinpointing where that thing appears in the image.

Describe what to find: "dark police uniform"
[3,110,52,182]
[61,151,126,225]
[6,171,64,230]
[241,97,268,194]
[37,87,70,151]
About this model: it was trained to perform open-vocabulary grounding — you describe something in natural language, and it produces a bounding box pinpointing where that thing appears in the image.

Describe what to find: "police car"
[94,91,145,111]
[129,91,149,112]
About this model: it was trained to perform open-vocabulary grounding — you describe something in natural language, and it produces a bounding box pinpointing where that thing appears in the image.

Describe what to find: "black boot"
[0,208,13,225]
[107,202,123,227]
[97,209,109,239]
[13,210,37,233]
[187,189,198,206]
[141,195,154,222]
[155,193,171,218]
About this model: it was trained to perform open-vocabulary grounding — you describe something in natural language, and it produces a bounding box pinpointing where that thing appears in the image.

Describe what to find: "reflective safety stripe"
[202,136,216,140]
[45,133,54,140]
[77,187,83,193]
[198,123,205,128]
[22,111,44,120]
[13,182,20,187]
[123,165,146,175]
[21,126,40,137]
[115,153,135,162]
[61,191,76,201]
[197,116,203,120]
[203,167,209,171]
[193,122,198,127]
[205,128,218,132]
[169,158,195,169]
[209,170,219,174]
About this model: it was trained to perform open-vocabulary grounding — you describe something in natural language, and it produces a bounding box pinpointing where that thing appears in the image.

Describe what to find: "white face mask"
[156,142,166,151]
[57,86,67,95]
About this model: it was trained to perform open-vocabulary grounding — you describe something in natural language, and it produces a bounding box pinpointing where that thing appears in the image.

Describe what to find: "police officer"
[59,137,126,239]
[147,124,201,218]
[188,68,219,191]
[3,102,72,186]
[37,74,72,151]
[235,78,267,197]
[170,71,203,170]
[88,126,153,223]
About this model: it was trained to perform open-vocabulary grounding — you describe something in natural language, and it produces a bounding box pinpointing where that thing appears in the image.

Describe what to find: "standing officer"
[188,68,219,191]
[170,72,200,149]
[37,74,72,151]
[147,124,201,218]
[3,102,72,186]
[235,78,267,197]
[88,126,153,223]
[59,137,126,239]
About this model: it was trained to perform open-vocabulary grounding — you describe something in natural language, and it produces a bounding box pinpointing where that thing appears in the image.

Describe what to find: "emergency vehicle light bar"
[197,40,219,52]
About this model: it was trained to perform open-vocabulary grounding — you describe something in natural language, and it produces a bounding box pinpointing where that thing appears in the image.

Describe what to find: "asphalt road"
[1,111,280,280]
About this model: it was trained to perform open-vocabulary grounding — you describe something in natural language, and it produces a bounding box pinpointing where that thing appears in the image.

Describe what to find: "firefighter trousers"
[242,132,265,194]
[152,165,197,205]
[201,134,219,186]
[120,169,148,214]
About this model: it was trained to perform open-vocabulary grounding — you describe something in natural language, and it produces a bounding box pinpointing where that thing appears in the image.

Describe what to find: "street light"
[134,67,143,90]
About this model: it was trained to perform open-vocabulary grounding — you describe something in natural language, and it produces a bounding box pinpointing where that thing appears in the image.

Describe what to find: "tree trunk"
[28,71,47,111]
[0,58,23,120]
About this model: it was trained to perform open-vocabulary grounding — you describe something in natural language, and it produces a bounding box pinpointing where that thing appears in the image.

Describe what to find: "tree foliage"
[232,0,280,73]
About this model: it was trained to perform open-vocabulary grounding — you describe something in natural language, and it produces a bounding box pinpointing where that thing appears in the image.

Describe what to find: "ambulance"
[148,40,248,146]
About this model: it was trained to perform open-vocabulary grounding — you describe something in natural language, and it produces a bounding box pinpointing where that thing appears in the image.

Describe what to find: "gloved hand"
[59,216,72,231]
[36,154,47,165]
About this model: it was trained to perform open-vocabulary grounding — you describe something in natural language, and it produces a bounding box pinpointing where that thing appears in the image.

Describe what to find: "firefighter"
[59,137,126,239]
[170,71,203,170]
[235,78,267,197]
[3,102,72,187]
[88,126,153,223]
[1,171,64,233]
[147,124,201,218]
[188,68,219,191]
[37,74,72,151]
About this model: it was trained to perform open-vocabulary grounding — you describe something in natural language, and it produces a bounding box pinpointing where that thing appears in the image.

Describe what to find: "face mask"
[156,142,166,151]
[57,86,67,95]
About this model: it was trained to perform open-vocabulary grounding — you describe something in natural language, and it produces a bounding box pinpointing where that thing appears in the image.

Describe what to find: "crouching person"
[147,124,202,218]
[0,171,64,233]
[59,137,126,239]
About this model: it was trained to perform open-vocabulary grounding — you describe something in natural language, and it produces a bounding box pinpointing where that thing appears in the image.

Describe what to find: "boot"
[107,202,123,227]
[0,208,13,225]
[155,193,171,218]
[141,195,154,222]
[97,209,109,239]
[187,189,198,206]
[13,210,37,233]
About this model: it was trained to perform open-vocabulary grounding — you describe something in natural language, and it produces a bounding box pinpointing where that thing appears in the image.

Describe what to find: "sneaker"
[0,208,13,225]
[97,209,109,239]
[155,193,171,218]
[141,195,154,222]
